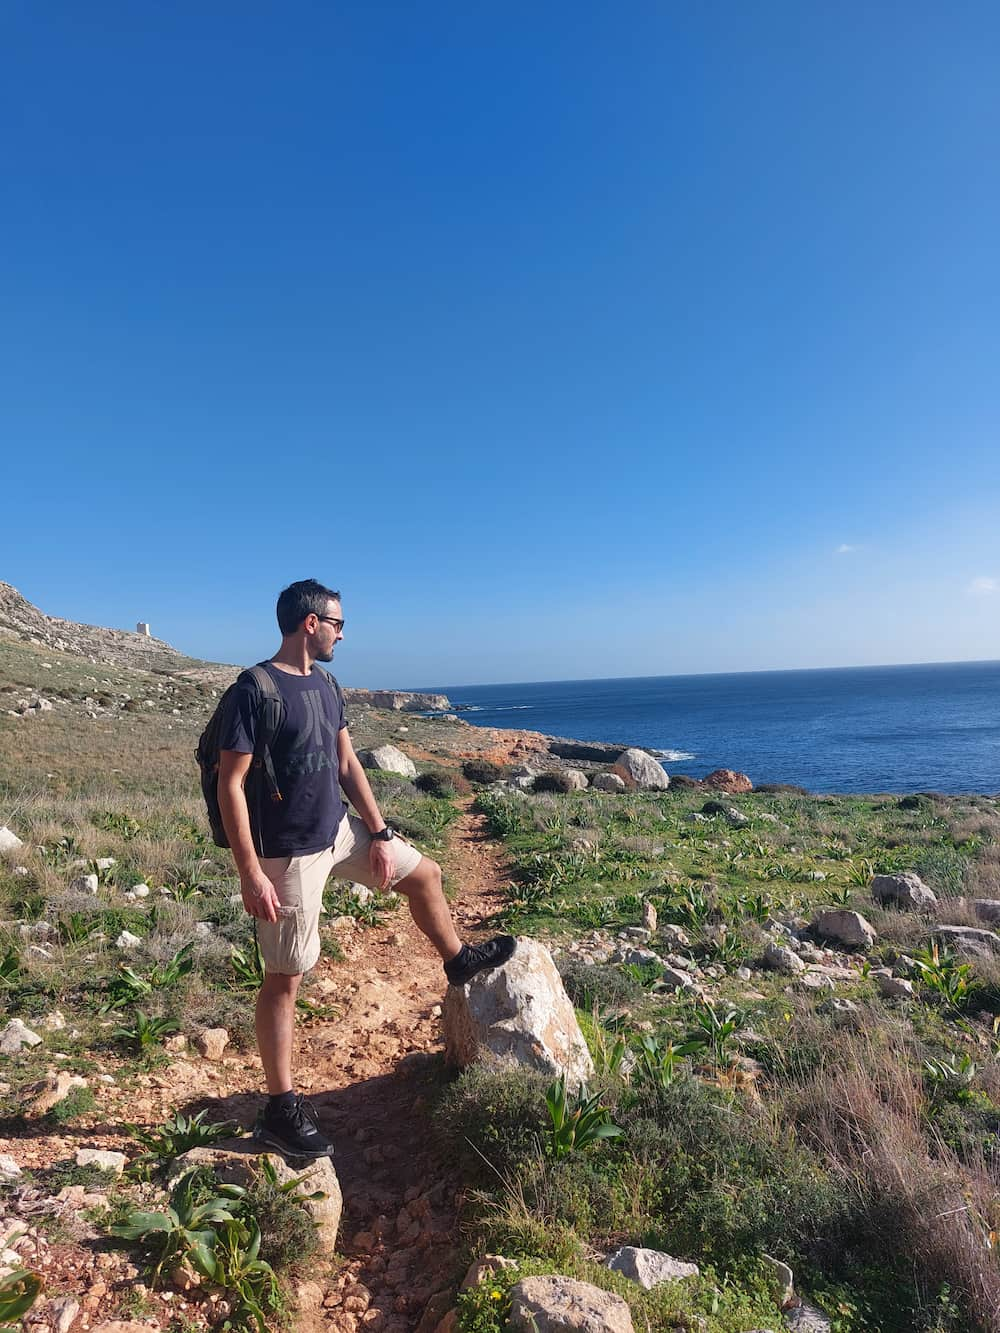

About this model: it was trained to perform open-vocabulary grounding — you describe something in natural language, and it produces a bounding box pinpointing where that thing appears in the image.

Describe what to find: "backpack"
[195,663,345,851]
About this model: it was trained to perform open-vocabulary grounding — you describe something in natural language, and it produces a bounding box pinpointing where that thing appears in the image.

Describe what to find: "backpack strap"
[315,667,346,724]
[240,664,285,805]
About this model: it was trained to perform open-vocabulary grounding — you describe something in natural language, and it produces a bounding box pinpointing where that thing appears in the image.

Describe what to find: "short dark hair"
[276,579,341,636]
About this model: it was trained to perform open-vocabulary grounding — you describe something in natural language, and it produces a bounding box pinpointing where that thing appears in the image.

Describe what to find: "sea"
[419,661,1000,796]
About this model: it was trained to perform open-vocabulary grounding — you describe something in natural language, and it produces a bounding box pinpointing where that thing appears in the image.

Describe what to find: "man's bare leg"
[395,857,461,960]
[255,970,302,1095]
[395,856,516,982]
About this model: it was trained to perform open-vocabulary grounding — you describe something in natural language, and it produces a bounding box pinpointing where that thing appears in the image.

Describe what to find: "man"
[218,578,515,1157]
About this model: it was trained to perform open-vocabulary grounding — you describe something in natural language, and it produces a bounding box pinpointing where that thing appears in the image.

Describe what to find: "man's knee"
[398,856,442,895]
[260,970,303,997]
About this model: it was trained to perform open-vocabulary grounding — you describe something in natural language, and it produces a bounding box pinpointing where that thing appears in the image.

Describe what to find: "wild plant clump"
[415,767,472,799]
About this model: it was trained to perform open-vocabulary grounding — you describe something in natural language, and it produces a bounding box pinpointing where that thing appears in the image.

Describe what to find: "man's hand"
[369,840,394,892]
[240,866,281,923]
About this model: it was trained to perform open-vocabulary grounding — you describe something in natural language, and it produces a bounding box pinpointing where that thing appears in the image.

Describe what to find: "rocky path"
[1,801,511,1332]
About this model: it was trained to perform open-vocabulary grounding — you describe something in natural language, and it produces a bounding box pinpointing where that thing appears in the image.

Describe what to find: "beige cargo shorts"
[257,812,422,975]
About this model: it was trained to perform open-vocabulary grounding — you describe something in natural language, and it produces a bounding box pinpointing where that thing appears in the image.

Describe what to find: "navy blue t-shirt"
[220,662,348,856]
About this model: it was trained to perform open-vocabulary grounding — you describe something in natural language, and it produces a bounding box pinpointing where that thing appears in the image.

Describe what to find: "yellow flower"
[490,1290,502,1300]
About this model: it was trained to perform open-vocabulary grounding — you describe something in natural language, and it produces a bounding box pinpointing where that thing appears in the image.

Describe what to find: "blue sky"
[2,2,998,687]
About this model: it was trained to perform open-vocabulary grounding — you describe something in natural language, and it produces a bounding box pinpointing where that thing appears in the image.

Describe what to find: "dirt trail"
[284,798,510,1331]
[1,801,510,1331]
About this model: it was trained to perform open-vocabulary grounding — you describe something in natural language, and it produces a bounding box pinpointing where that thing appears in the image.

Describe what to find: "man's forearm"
[219,780,263,879]
[339,756,386,833]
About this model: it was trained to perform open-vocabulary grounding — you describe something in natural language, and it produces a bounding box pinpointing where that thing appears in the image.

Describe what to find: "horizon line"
[406,655,1000,694]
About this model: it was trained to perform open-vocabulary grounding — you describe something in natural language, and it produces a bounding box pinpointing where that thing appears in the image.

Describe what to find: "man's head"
[276,579,344,663]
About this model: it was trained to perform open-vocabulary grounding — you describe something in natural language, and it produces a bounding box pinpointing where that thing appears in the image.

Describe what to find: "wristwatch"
[371,825,396,842]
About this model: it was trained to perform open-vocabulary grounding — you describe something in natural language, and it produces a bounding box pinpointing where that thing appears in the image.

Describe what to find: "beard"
[317,645,335,662]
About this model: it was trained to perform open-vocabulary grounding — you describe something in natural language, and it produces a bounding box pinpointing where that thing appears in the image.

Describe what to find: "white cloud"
[835,543,856,555]
[968,576,998,596]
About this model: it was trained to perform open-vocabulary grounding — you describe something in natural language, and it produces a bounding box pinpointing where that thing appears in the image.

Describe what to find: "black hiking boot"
[253,1093,334,1159]
[444,935,517,986]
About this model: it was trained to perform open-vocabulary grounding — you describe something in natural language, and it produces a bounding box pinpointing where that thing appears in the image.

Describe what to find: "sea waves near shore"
[421,660,1000,795]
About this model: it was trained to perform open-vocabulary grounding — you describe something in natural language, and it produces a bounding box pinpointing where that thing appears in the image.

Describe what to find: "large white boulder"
[443,937,594,1090]
[358,744,417,778]
[611,749,669,791]
[508,1276,634,1333]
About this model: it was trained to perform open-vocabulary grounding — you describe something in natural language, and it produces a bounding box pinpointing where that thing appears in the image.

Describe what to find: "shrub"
[532,772,582,795]
[435,1064,549,1177]
[414,768,471,799]
[242,1164,319,1272]
[462,759,506,785]
[557,961,644,1012]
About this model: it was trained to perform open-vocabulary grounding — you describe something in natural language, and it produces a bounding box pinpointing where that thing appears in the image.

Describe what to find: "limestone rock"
[30,1070,87,1113]
[115,930,142,950]
[563,769,589,791]
[76,1148,126,1174]
[786,1301,833,1331]
[194,1028,230,1060]
[49,1294,80,1333]
[0,826,24,854]
[172,1145,342,1256]
[763,942,805,974]
[932,925,1000,958]
[606,1245,699,1288]
[70,873,99,895]
[611,749,669,791]
[660,966,698,992]
[460,1254,519,1291]
[0,1153,21,1179]
[761,1254,794,1307]
[591,773,626,793]
[1,1018,42,1054]
[443,937,594,1090]
[358,744,417,778]
[702,769,753,793]
[508,1276,634,1333]
[878,974,915,999]
[972,899,1000,924]
[641,900,657,932]
[812,910,877,950]
[871,871,937,909]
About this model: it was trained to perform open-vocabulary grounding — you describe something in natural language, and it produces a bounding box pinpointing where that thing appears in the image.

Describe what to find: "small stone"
[31,1070,87,1113]
[878,974,915,999]
[0,826,24,853]
[0,1018,42,1054]
[763,942,806,974]
[40,1010,66,1032]
[606,1245,699,1288]
[0,1153,22,1179]
[75,1149,126,1175]
[70,873,99,895]
[50,1295,81,1333]
[460,1254,519,1291]
[130,883,151,898]
[115,930,142,950]
[193,1028,230,1060]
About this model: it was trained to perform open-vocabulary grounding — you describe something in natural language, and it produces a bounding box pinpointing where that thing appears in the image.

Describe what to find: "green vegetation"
[444,781,1000,1331]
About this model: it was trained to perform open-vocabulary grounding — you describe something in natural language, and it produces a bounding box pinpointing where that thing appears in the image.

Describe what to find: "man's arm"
[337,728,395,890]
[218,750,281,923]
